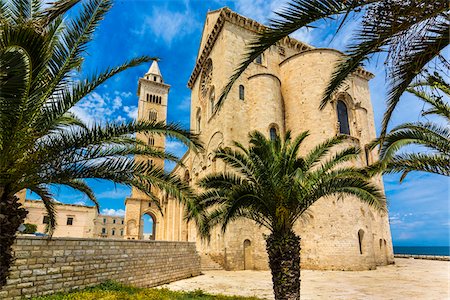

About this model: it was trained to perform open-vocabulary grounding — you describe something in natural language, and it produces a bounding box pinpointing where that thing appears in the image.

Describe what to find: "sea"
[393,246,450,256]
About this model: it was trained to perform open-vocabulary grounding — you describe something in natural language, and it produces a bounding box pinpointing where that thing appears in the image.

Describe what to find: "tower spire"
[145,60,163,83]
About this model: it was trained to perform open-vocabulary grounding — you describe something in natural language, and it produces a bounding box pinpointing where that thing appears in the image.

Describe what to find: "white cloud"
[176,96,191,112]
[123,106,138,119]
[115,91,132,98]
[96,188,130,200]
[100,208,126,217]
[232,0,314,44]
[70,91,136,125]
[73,201,87,206]
[165,140,188,158]
[133,5,201,46]
[112,96,122,110]
[234,0,287,24]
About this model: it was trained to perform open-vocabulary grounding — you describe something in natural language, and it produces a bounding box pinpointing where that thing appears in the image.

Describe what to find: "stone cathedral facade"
[124,7,395,271]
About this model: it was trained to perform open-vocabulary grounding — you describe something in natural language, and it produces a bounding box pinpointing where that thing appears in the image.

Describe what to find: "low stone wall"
[1,236,201,299]
[394,254,450,261]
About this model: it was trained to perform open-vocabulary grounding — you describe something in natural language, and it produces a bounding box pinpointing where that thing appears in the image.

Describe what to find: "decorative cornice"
[25,199,95,209]
[279,48,375,80]
[247,73,282,85]
[137,78,170,96]
[187,7,312,89]
[355,68,374,81]
[188,7,374,88]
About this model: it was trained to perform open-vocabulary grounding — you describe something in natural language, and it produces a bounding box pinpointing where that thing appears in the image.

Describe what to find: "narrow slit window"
[255,54,263,65]
[196,109,201,133]
[239,85,245,100]
[209,88,215,116]
[358,229,364,254]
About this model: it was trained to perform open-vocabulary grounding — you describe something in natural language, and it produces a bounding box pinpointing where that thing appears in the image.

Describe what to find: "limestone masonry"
[23,199,125,239]
[1,236,200,299]
[124,7,395,271]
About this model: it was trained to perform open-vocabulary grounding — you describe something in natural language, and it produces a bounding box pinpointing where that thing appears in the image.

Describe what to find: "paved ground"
[162,258,450,299]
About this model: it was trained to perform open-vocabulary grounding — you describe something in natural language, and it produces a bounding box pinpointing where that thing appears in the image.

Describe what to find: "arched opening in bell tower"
[142,212,157,240]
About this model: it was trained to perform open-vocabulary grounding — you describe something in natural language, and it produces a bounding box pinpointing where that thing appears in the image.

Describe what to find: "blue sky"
[29,0,449,246]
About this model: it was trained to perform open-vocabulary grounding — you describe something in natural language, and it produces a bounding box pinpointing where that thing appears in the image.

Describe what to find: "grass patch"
[31,281,262,300]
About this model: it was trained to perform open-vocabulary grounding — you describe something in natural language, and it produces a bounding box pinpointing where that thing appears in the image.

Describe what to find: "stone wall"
[155,7,394,272]
[394,254,450,261]
[0,236,201,299]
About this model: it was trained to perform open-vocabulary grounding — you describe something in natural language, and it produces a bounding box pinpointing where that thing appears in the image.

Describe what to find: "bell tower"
[124,60,170,240]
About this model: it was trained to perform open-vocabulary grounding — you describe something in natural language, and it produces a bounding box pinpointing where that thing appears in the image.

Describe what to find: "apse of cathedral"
[124,7,394,271]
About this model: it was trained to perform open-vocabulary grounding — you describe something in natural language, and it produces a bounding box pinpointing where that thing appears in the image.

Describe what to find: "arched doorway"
[142,213,156,240]
[243,239,253,270]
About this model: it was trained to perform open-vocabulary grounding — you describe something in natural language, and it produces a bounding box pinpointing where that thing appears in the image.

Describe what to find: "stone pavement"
[162,258,450,299]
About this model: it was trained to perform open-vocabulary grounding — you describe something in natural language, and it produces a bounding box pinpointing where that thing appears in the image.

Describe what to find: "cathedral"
[123,7,395,271]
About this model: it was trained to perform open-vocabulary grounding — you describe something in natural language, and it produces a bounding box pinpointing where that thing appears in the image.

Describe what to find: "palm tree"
[216,0,448,137]
[0,0,201,287]
[369,73,450,180]
[190,131,385,300]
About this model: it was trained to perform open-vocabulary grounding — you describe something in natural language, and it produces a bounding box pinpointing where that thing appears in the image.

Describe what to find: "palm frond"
[40,0,81,27]
[27,185,57,236]
[215,0,371,111]
[55,179,99,211]
[192,130,382,240]
[38,56,156,131]
[378,122,450,159]
[381,15,449,136]
[384,153,450,179]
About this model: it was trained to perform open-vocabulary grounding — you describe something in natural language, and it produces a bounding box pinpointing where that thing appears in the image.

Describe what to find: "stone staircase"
[200,254,224,271]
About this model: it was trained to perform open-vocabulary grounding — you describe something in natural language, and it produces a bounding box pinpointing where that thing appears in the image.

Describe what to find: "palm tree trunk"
[266,230,301,300]
[0,188,28,288]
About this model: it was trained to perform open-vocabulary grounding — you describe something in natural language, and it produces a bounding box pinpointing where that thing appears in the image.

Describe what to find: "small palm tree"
[216,0,448,137]
[0,0,201,287]
[190,131,385,300]
[370,73,450,179]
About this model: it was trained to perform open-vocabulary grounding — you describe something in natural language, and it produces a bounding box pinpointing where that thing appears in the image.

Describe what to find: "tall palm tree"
[190,131,385,300]
[369,73,450,180]
[0,0,201,287]
[216,0,448,137]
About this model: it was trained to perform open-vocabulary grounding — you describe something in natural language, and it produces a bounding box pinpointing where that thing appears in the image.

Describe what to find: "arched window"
[148,136,155,146]
[196,109,201,133]
[269,126,277,141]
[337,100,350,135]
[146,94,149,102]
[239,85,245,100]
[255,54,263,65]
[184,170,190,184]
[153,76,157,82]
[358,229,364,254]
[158,96,161,104]
[149,110,157,122]
[209,87,215,116]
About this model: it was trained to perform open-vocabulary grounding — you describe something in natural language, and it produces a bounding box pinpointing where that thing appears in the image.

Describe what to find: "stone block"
[32,269,47,276]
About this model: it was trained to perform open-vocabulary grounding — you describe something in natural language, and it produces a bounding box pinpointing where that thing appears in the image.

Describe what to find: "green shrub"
[22,223,37,234]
